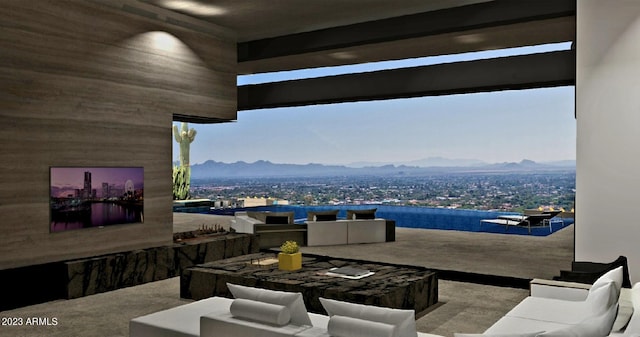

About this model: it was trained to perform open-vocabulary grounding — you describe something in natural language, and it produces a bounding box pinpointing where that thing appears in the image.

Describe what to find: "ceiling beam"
[238,50,575,111]
[172,114,231,124]
[238,0,575,63]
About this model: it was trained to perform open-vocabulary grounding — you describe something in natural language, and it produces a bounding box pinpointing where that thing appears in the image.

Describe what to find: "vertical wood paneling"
[0,0,236,269]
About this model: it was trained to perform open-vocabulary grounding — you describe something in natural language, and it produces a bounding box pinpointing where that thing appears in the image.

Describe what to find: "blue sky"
[174,43,575,166]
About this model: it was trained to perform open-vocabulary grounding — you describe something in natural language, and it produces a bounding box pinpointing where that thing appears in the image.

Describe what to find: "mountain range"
[346,156,488,168]
[187,158,575,179]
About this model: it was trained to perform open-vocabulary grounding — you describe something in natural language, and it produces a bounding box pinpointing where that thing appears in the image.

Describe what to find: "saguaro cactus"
[172,122,197,200]
[173,122,197,168]
[172,166,190,200]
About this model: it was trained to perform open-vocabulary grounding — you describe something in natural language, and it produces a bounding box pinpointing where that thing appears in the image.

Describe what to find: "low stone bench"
[65,233,258,299]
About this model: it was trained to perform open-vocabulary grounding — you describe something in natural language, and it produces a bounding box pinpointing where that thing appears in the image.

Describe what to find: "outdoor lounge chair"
[480,210,562,234]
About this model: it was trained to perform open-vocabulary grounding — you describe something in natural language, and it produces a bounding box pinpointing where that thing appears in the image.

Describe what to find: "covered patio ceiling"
[133,0,576,117]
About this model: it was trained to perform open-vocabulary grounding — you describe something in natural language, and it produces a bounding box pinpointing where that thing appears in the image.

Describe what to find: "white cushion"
[200,312,309,337]
[589,266,623,298]
[504,284,614,326]
[484,316,570,335]
[585,281,618,316]
[622,283,640,335]
[328,315,396,337]
[610,293,633,332]
[229,298,291,326]
[130,297,224,337]
[536,300,618,337]
[227,283,312,326]
[453,332,541,337]
[319,297,417,337]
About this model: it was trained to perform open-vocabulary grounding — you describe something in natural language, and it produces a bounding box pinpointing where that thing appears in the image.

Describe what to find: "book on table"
[329,266,371,277]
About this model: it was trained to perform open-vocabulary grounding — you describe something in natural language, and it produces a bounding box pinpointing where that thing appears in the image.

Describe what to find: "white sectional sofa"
[130,283,442,337]
[130,296,319,337]
[130,297,215,337]
[131,268,640,337]
[455,266,640,337]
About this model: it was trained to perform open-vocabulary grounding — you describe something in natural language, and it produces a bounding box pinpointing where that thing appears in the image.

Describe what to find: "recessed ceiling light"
[454,33,486,44]
[329,51,358,60]
[148,31,180,51]
[161,0,226,16]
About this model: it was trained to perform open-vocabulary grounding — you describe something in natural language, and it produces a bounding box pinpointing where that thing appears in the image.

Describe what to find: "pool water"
[207,204,573,237]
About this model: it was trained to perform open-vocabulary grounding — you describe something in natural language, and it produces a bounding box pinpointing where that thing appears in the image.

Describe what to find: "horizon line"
[186,158,576,167]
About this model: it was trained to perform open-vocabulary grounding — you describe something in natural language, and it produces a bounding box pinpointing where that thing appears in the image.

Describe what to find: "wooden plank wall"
[0,0,236,269]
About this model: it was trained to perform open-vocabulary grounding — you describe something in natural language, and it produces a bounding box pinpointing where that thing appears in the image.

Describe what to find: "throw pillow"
[320,297,417,337]
[307,210,339,221]
[229,298,291,326]
[265,215,290,224]
[315,214,338,221]
[328,315,396,337]
[227,283,312,326]
[590,266,623,297]
[347,208,377,220]
[585,281,618,316]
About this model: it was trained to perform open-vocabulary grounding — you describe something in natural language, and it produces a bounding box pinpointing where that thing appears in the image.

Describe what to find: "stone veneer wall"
[65,233,258,299]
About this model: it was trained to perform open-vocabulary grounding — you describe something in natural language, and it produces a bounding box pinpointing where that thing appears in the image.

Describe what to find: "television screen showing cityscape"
[50,167,144,232]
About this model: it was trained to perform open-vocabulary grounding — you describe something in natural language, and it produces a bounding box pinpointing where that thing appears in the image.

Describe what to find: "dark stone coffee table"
[180,252,438,315]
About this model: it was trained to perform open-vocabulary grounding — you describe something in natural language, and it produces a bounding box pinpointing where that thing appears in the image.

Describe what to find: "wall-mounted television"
[50,167,144,232]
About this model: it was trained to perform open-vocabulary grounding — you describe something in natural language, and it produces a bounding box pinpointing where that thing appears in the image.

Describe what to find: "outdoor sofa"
[305,209,387,246]
[130,283,442,337]
[130,270,640,337]
[232,209,391,248]
[231,211,306,248]
[456,266,640,337]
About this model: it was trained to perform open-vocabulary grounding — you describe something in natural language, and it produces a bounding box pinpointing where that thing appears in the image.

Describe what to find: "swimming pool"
[206,204,573,236]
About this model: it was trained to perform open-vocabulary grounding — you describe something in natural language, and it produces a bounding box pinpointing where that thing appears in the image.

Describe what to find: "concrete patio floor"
[0,213,574,337]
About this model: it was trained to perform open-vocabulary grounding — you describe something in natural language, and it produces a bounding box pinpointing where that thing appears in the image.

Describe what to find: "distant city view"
[191,169,575,213]
[179,80,576,215]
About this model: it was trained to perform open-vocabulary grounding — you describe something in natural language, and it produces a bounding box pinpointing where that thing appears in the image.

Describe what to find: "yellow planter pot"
[278,252,302,271]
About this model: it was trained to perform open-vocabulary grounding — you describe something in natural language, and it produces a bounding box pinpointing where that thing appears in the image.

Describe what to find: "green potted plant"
[278,240,302,271]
